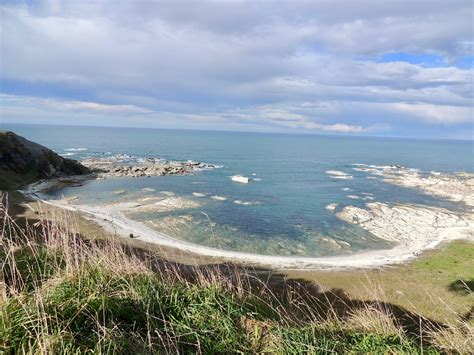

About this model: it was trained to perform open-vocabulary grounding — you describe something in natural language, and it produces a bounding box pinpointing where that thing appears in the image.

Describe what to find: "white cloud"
[0,94,152,115]
[286,122,367,133]
[0,1,472,137]
[389,102,473,124]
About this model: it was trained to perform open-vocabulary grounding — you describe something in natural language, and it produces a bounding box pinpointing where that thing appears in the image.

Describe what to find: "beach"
[24,164,474,270]
[8,124,472,270]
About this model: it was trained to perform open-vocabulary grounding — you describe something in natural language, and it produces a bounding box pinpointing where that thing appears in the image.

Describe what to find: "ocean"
[3,123,473,257]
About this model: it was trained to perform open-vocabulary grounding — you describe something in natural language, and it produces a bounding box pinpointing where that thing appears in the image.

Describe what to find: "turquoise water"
[3,123,473,257]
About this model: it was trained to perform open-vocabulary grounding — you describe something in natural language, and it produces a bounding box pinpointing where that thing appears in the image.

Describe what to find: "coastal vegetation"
[1,196,472,353]
[0,133,472,353]
[2,0,472,352]
[0,131,90,190]
[0,131,214,192]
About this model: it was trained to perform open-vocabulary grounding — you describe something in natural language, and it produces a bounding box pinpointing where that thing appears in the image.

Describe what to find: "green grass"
[1,202,470,353]
[1,247,432,353]
[412,241,474,276]
[0,169,40,191]
[274,327,429,354]
[285,240,474,324]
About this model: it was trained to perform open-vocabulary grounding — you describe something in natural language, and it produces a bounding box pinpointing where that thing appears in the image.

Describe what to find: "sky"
[0,0,473,139]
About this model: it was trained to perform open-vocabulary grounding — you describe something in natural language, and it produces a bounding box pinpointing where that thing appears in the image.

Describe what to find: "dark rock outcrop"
[80,156,217,178]
[0,131,90,190]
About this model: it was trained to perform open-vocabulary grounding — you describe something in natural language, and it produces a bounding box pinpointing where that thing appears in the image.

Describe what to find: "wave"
[211,195,227,201]
[233,199,261,206]
[65,148,88,151]
[326,170,349,176]
[331,175,353,180]
[326,170,353,179]
[230,175,249,184]
[352,163,419,176]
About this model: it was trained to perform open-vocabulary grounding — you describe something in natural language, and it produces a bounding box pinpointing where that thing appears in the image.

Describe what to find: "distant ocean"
[3,123,473,257]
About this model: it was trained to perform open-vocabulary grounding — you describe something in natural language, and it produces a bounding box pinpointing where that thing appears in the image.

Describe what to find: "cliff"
[0,130,90,190]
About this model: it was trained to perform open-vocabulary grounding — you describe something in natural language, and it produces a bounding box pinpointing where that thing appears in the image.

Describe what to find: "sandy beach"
[21,164,474,270]
[22,177,472,271]
[29,198,472,270]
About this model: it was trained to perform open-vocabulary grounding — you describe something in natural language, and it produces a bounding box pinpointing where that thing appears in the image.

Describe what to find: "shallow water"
[4,123,473,257]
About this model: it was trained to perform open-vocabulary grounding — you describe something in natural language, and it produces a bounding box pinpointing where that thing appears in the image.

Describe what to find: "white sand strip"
[22,170,474,270]
[30,196,473,271]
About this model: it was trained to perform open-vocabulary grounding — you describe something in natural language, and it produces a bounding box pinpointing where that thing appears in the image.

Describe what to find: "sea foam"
[65,148,88,151]
[211,195,227,201]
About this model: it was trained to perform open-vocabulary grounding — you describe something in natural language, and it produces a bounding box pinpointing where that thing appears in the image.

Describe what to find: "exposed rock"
[0,131,90,190]
[336,202,473,245]
[337,240,352,248]
[383,170,474,207]
[352,163,474,207]
[81,156,217,179]
[111,196,201,213]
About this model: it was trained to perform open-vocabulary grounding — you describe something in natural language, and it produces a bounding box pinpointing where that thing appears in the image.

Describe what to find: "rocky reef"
[353,163,474,207]
[383,169,474,207]
[336,202,473,245]
[81,155,218,178]
[0,131,90,190]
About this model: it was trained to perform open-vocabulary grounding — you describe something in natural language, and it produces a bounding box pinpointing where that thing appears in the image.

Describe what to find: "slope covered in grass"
[287,240,474,325]
[1,198,472,353]
[0,131,90,190]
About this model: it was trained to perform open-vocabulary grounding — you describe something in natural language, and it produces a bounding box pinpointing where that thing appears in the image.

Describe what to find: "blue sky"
[0,0,473,139]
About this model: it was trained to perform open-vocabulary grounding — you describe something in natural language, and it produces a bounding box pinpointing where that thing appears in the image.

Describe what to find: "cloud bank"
[0,0,472,138]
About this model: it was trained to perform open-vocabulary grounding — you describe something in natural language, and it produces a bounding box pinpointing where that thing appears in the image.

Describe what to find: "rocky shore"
[80,155,218,179]
[14,139,474,270]
[353,164,474,207]
[336,202,473,247]
[0,131,90,190]
[36,195,473,270]
[383,170,474,207]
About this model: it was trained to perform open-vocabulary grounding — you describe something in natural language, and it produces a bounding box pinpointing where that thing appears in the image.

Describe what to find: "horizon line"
[1,121,472,143]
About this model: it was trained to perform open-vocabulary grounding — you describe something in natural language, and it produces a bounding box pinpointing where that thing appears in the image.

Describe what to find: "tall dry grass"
[1,195,471,353]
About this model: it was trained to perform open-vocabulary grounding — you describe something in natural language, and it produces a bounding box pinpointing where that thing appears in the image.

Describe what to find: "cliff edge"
[0,131,90,190]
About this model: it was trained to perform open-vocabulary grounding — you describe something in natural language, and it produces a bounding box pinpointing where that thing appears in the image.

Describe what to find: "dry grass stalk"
[1,196,471,353]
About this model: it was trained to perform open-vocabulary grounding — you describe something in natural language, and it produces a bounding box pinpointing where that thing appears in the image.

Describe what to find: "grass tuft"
[0,196,468,353]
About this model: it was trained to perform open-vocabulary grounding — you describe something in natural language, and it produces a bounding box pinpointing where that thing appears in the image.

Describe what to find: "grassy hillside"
[0,131,90,190]
[21,190,473,326]
[287,240,474,325]
[1,197,472,353]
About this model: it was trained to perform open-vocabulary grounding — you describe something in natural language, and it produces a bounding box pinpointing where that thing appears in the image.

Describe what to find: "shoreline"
[20,164,474,270]
[27,194,473,271]
[81,154,220,178]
